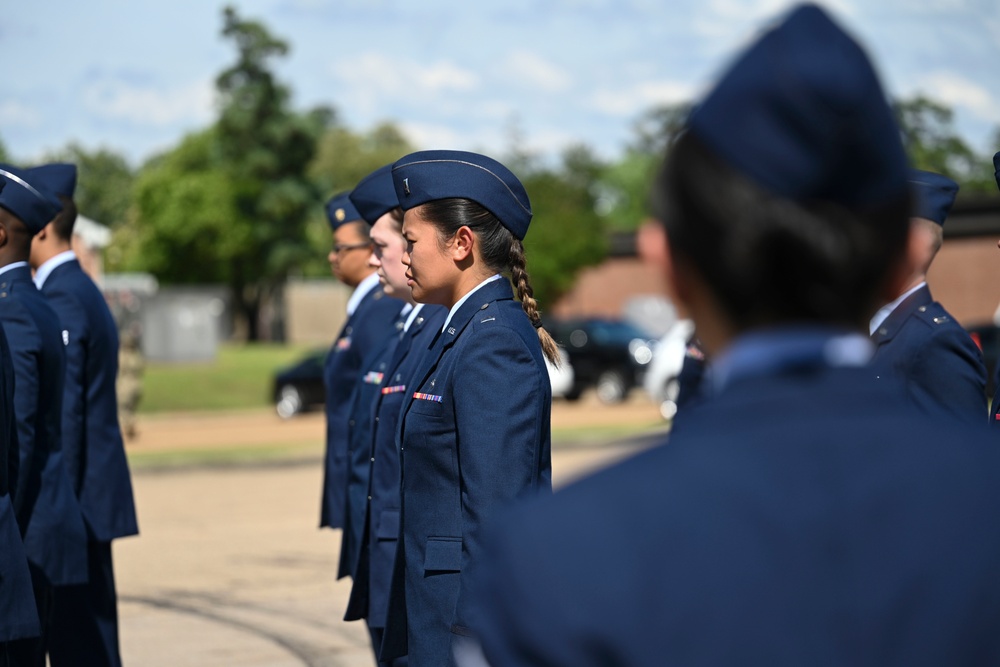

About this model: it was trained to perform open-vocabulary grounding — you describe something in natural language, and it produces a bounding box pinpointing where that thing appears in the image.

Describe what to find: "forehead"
[401,206,431,233]
[333,221,367,243]
[371,212,402,238]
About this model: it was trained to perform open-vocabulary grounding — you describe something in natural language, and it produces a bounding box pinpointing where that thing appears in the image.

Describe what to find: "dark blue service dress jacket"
[381,279,552,667]
[0,321,40,642]
[344,304,447,633]
[870,284,986,420]
[320,281,404,529]
[338,307,410,580]
[40,258,139,542]
[470,328,1000,667]
[0,265,88,586]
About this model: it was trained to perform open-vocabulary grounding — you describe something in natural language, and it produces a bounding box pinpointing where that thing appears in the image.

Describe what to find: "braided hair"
[418,198,561,365]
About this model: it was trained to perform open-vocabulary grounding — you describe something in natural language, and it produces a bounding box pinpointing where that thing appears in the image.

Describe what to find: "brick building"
[551,197,1000,328]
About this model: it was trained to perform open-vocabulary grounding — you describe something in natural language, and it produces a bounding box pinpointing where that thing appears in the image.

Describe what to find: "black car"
[546,317,657,404]
[273,349,327,418]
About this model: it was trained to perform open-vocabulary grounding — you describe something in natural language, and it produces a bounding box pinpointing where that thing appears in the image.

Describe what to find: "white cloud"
[499,51,573,93]
[0,100,42,128]
[82,78,215,127]
[910,71,1000,123]
[589,80,697,117]
[331,53,480,96]
[693,0,859,47]
[397,120,466,151]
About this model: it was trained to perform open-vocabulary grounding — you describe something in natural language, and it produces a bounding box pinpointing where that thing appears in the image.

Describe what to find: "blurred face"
[328,222,373,287]
[369,212,412,301]
[401,206,458,306]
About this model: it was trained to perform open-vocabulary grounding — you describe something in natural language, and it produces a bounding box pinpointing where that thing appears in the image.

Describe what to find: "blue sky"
[4,0,999,167]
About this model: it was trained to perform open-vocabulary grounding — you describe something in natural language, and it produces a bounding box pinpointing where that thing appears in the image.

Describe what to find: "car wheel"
[596,370,628,404]
[276,384,304,419]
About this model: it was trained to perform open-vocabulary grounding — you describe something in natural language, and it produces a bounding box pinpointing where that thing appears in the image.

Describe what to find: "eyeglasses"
[332,242,372,255]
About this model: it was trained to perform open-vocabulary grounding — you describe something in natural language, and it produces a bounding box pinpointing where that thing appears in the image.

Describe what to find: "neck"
[445,269,495,310]
[35,242,72,268]
[898,274,927,298]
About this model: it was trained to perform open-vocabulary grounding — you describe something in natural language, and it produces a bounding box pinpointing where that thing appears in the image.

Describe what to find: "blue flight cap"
[349,165,398,225]
[27,163,77,199]
[909,169,958,227]
[993,151,1000,192]
[687,3,909,210]
[325,191,363,230]
[0,164,62,235]
[391,150,532,240]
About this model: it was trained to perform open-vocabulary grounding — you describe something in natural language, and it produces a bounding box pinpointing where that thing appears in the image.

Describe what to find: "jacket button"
[374,416,379,423]
[370,457,375,462]
[349,419,355,426]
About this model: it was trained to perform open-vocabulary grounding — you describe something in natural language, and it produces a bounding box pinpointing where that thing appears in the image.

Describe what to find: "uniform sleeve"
[452,325,547,631]
[44,290,88,493]
[910,325,987,422]
[0,326,17,498]
[4,305,45,530]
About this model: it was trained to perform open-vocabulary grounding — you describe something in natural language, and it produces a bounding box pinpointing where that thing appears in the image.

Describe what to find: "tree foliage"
[126,6,329,339]
[47,143,134,228]
[520,145,608,310]
[894,95,995,194]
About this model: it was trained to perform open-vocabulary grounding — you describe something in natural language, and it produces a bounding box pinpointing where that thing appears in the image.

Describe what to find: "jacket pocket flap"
[424,537,462,572]
[376,510,400,540]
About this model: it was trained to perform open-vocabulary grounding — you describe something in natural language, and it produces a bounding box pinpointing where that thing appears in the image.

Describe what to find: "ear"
[450,225,475,262]
[35,223,49,243]
[880,222,923,301]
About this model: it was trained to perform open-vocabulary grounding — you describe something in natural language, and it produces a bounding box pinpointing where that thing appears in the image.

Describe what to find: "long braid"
[509,239,561,366]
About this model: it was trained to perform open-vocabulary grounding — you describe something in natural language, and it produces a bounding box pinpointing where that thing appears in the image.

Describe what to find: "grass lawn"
[139,343,321,413]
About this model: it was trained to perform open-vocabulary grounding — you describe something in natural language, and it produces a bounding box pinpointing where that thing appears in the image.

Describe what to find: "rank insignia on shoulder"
[412,391,443,403]
[62,330,69,346]
[932,316,949,324]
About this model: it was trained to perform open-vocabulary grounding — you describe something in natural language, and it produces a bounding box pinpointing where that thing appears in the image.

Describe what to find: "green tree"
[596,102,692,232]
[47,143,134,228]
[122,129,242,282]
[893,95,995,193]
[520,145,608,311]
[126,6,330,339]
[298,121,416,278]
[309,121,414,193]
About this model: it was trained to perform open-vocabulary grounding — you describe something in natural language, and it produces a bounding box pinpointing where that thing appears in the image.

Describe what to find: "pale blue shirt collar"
[347,271,382,316]
[0,261,29,278]
[711,327,873,394]
[442,274,503,332]
[403,303,424,332]
[869,281,926,336]
[33,250,77,289]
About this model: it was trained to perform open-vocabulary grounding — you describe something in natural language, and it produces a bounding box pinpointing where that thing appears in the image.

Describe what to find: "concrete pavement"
[116,399,665,666]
